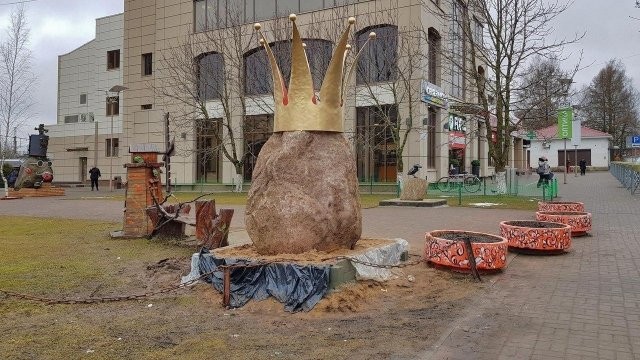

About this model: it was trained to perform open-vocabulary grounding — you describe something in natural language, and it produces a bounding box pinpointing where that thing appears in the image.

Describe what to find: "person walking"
[579,159,587,176]
[89,166,101,191]
[536,157,552,188]
[566,159,571,174]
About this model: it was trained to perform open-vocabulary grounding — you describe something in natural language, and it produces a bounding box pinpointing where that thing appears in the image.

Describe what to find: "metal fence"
[425,174,558,201]
[610,162,640,195]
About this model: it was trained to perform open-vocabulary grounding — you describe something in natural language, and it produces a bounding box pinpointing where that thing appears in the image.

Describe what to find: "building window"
[107,50,120,70]
[142,53,153,76]
[356,25,398,84]
[196,119,222,183]
[106,138,119,157]
[428,28,441,85]
[106,96,119,116]
[473,18,483,47]
[450,0,465,99]
[355,105,398,183]
[244,39,331,95]
[243,114,274,181]
[64,115,79,124]
[197,52,224,100]
[427,106,437,168]
[141,104,153,110]
[80,94,87,105]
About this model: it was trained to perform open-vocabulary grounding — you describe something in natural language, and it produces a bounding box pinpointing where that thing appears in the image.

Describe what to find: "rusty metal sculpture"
[13,124,54,190]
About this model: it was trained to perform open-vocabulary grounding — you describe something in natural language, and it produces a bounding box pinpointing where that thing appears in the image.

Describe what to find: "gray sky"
[0,0,638,141]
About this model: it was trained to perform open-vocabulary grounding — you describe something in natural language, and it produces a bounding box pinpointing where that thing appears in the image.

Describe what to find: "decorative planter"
[538,201,585,213]
[535,211,592,237]
[424,230,508,272]
[500,220,571,253]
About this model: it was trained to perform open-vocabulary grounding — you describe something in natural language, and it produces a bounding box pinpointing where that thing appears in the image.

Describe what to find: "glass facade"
[196,119,222,183]
[243,115,274,181]
[356,25,398,84]
[198,52,224,100]
[355,105,398,183]
[244,39,332,95]
[194,0,357,31]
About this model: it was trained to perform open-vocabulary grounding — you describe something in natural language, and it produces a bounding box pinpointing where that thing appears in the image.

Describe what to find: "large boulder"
[245,131,362,255]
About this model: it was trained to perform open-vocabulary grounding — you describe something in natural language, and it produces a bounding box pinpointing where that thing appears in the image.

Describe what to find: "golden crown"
[254,15,375,132]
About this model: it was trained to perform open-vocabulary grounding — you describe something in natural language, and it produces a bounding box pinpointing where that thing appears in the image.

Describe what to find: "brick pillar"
[122,154,165,237]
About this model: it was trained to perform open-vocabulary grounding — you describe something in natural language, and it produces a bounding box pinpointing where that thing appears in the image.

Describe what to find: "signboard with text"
[632,135,640,148]
[420,80,449,109]
[557,107,573,139]
[571,119,581,146]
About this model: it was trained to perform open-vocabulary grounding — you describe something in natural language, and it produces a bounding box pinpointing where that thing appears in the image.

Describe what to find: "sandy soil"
[1,254,481,359]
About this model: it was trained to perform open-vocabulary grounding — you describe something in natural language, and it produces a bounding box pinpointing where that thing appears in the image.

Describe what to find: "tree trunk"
[233,164,244,192]
[494,171,507,195]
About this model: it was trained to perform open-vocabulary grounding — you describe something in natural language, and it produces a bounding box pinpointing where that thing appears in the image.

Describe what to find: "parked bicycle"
[436,173,482,193]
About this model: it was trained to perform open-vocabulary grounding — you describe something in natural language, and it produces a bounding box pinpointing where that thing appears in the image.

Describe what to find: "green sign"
[557,107,573,139]
[526,130,536,140]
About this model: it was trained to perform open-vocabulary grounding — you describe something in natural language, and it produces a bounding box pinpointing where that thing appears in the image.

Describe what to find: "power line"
[0,0,38,5]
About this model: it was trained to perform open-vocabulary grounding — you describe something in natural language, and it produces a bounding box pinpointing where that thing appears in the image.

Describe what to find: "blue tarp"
[198,251,330,312]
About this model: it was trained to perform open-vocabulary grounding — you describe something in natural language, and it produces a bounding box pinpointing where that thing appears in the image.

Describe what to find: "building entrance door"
[79,157,87,183]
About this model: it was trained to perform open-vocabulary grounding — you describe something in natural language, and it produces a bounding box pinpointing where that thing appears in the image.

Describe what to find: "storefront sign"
[447,113,467,133]
[631,135,640,148]
[449,131,466,149]
[421,80,449,109]
[557,107,573,139]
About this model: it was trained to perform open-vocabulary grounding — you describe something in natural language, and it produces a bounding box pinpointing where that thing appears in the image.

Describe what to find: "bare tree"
[515,57,577,130]
[580,59,640,151]
[353,12,426,181]
[156,4,258,192]
[0,5,35,197]
[427,0,582,192]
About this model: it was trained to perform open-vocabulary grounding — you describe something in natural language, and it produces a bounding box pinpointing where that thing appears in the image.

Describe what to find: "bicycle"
[436,173,482,193]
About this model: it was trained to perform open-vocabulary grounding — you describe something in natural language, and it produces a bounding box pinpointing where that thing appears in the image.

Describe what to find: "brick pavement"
[421,171,640,360]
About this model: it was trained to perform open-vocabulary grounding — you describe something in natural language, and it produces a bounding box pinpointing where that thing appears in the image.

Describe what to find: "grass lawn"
[0,216,477,359]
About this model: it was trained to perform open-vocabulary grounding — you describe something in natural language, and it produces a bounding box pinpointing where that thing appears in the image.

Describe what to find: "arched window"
[197,52,224,101]
[356,25,398,84]
[427,27,441,85]
[244,39,332,95]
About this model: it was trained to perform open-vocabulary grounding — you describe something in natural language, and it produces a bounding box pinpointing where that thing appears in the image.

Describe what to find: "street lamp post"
[107,85,128,191]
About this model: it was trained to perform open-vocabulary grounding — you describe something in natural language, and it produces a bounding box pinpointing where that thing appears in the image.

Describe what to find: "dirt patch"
[503,220,567,228]
[212,238,396,264]
[432,231,503,243]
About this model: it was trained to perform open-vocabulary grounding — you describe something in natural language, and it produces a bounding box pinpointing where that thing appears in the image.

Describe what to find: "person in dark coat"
[579,159,587,176]
[89,166,101,191]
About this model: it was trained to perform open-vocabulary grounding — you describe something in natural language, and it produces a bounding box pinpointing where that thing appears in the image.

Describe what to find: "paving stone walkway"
[422,171,640,360]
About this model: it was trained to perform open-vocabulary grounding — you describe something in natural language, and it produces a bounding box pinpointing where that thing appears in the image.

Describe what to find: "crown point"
[369,32,377,39]
[348,17,356,25]
[259,38,265,45]
[289,14,297,21]
[346,44,352,50]
[302,42,307,48]
[254,23,262,30]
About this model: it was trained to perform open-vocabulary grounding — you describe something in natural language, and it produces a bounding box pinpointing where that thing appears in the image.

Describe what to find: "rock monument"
[245,15,376,255]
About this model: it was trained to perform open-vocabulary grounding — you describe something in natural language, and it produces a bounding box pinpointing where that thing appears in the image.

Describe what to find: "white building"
[47,13,124,183]
[528,124,612,169]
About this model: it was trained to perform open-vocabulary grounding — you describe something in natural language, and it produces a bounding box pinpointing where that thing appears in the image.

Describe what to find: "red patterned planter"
[538,201,585,212]
[500,220,571,253]
[535,211,592,237]
[424,230,508,272]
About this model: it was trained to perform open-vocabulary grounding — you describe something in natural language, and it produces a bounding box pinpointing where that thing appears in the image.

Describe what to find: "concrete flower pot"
[538,201,585,213]
[535,211,592,237]
[500,220,571,253]
[424,230,508,272]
